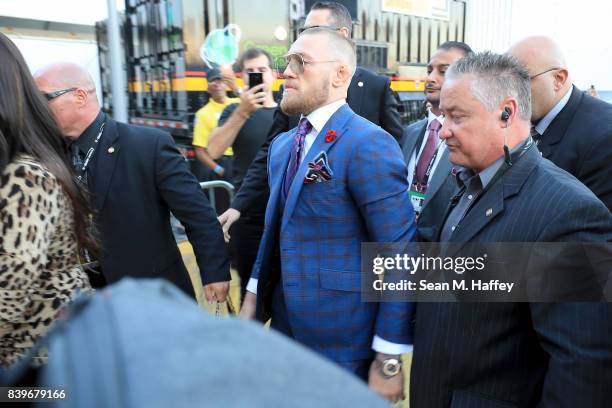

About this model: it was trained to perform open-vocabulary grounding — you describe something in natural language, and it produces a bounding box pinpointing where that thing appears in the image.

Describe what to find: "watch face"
[382,359,401,377]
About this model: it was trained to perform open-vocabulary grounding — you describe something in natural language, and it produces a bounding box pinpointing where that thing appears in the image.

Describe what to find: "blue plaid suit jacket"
[252,103,416,362]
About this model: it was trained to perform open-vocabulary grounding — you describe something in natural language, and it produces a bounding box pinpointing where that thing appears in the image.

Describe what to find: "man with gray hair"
[410,52,612,407]
[240,27,416,403]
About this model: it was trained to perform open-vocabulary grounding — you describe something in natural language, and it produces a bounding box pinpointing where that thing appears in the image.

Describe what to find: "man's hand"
[219,65,239,92]
[218,208,241,242]
[239,291,257,319]
[368,354,404,403]
[213,164,225,177]
[203,281,230,303]
[237,83,267,117]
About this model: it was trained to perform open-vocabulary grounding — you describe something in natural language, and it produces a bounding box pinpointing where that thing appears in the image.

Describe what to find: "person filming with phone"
[207,48,278,300]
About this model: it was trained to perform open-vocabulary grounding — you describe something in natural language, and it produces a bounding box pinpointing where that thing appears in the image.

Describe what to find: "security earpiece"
[501,107,512,166]
[501,107,511,122]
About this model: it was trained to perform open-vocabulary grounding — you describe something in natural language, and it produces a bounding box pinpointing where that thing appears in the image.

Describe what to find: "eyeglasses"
[530,67,560,80]
[43,87,77,100]
[283,53,338,75]
[297,25,342,34]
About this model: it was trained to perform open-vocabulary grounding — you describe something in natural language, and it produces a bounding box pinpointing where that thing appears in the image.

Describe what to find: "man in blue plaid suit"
[239,28,416,403]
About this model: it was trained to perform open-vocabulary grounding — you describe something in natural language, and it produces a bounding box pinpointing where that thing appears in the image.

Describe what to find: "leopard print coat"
[0,155,91,368]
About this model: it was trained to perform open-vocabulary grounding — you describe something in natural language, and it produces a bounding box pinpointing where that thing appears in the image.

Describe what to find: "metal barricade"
[199,180,234,212]
[171,180,235,242]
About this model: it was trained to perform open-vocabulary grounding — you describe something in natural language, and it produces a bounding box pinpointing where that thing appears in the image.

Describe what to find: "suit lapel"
[402,119,427,162]
[449,181,505,248]
[268,130,294,219]
[94,118,121,215]
[539,86,581,158]
[422,149,451,208]
[281,104,353,231]
[449,145,541,249]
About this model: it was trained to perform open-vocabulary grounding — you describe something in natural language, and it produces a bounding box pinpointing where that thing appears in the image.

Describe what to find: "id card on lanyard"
[409,145,440,217]
[409,190,426,216]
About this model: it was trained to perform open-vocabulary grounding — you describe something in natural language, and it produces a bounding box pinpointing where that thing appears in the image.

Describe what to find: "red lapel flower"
[325,130,337,143]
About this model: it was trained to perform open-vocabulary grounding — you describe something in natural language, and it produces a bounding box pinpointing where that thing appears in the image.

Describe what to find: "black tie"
[440,172,483,241]
[71,144,88,187]
[530,125,541,145]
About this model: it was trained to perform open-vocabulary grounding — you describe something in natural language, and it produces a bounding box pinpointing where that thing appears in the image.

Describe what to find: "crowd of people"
[1,1,612,406]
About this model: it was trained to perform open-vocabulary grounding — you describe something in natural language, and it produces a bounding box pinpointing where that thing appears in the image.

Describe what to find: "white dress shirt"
[247,98,412,355]
[407,110,446,187]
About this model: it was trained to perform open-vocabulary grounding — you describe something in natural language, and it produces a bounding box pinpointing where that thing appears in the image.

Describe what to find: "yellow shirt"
[192,97,240,156]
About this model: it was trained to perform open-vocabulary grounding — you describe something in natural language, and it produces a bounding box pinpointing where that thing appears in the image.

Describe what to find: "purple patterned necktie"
[283,117,313,198]
[415,118,441,183]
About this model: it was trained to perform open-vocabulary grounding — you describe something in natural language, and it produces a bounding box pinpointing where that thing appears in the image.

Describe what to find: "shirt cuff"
[246,278,258,295]
[372,335,413,355]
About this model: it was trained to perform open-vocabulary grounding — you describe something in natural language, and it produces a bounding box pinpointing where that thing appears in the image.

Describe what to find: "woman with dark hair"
[0,33,96,368]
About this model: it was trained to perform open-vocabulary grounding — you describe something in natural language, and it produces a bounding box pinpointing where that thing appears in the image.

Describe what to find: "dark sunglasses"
[298,25,342,34]
[43,87,77,101]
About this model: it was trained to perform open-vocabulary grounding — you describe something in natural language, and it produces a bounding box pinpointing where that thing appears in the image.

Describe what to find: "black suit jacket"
[401,118,455,239]
[539,86,612,211]
[231,67,403,213]
[411,144,612,407]
[91,117,230,297]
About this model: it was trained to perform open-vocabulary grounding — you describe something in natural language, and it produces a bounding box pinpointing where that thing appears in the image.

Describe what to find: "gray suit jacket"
[401,119,455,238]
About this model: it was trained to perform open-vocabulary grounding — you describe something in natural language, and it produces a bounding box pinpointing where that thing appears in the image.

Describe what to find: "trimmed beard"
[280,79,330,116]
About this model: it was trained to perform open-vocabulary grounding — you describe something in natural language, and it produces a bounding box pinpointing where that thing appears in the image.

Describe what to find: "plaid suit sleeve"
[347,126,417,345]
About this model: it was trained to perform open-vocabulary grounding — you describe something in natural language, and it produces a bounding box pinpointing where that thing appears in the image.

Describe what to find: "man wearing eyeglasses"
[508,36,612,211]
[217,1,403,242]
[34,62,231,302]
[238,27,416,403]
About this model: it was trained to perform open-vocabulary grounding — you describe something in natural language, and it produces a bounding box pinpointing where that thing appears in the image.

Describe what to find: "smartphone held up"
[248,72,263,89]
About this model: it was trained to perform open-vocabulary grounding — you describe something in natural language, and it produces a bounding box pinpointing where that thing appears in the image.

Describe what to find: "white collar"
[304,99,347,133]
[427,109,444,127]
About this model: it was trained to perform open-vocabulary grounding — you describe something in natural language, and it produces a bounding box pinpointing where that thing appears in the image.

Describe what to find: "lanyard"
[77,120,106,183]
[410,143,441,193]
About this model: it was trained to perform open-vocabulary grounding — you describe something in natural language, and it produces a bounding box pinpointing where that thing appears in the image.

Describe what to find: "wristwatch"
[378,357,402,378]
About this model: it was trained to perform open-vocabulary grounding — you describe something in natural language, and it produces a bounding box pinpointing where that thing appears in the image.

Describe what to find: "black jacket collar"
[75,111,106,153]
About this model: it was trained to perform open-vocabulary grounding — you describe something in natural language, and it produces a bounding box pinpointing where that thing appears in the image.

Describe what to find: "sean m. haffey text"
[370,254,516,294]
